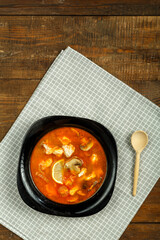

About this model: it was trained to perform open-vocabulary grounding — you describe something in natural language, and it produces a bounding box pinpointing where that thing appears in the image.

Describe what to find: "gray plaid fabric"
[0,47,159,240]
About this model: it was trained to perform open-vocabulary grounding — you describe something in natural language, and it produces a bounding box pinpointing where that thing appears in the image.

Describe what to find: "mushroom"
[65,157,83,175]
[80,138,93,151]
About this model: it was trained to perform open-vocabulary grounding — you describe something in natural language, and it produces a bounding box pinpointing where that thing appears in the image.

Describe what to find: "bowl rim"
[18,116,118,216]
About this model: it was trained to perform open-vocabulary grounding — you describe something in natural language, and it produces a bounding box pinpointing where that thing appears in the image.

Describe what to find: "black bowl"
[17,116,117,217]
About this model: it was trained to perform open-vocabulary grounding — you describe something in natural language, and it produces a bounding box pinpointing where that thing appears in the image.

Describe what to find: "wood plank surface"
[0,16,159,82]
[0,223,160,240]
[0,14,159,240]
[0,0,160,16]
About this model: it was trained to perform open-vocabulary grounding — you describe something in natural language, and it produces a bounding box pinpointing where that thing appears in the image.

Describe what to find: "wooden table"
[0,1,160,239]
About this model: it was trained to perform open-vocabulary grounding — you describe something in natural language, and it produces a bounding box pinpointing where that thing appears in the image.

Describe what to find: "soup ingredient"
[46,184,57,196]
[67,196,78,203]
[77,190,85,196]
[35,172,49,183]
[80,138,93,151]
[64,175,75,186]
[97,168,104,177]
[59,136,71,145]
[52,147,63,157]
[65,157,82,175]
[62,144,75,158]
[52,159,64,184]
[69,186,79,195]
[58,186,69,197]
[90,154,98,163]
[78,167,87,177]
[71,128,80,136]
[42,142,63,157]
[85,172,96,181]
[42,142,54,155]
[39,158,53,171]
[88,180,98,191]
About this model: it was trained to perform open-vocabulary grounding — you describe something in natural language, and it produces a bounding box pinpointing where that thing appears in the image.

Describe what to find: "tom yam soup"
[30,127,107,204]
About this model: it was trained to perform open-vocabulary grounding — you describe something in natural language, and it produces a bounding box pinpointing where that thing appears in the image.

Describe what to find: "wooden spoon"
[131,130,148,196]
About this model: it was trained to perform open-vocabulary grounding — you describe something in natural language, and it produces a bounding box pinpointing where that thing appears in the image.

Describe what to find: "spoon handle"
[133,152,140,196]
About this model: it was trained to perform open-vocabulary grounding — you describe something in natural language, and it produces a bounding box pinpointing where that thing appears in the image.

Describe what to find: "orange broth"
[30,127,107,204]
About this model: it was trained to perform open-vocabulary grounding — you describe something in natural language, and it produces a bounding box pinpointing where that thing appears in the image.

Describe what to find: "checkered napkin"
[0,47,159,240]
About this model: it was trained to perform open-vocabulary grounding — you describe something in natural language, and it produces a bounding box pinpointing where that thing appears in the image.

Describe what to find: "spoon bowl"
[131,130,148,153]
[131,130,148,196]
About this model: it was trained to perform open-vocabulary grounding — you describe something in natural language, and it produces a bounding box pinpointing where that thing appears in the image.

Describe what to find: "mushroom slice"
[62,144,75,158]
[65,157,83,175]
[80,138,93,151]
[52,146,63,157]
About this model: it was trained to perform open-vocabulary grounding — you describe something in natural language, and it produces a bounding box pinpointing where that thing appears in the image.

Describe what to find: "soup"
[30,127,107,204]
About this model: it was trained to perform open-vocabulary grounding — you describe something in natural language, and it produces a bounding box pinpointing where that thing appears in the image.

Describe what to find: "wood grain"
[0,0,160,16]
[0,16,159,82]
[0,223,160,240]
[0,14,160,240]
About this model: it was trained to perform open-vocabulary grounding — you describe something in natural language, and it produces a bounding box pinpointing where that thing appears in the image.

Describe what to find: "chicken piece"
[52,146,63,157]
[42,143,54,155]
[85,172,96,181]
[78,168,87,177]
[69,186,79,196]
[59,136,71,145]
[62,144,75,158]
[39,158,52,171]
[90,154,98,163]
[42,142,63,156]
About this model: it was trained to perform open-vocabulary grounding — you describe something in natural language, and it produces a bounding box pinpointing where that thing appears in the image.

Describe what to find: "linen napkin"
[0,47,159,240]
